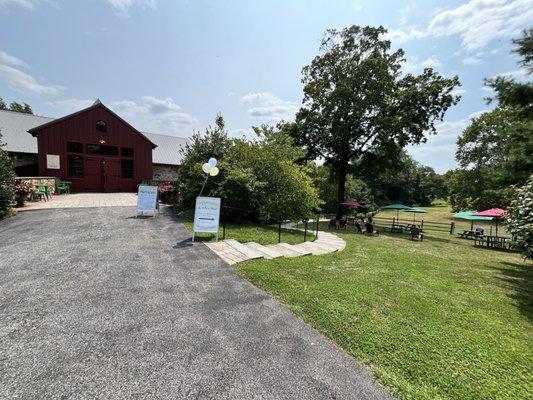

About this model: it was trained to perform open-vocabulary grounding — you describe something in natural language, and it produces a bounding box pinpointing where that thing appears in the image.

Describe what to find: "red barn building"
[1,99,188,192]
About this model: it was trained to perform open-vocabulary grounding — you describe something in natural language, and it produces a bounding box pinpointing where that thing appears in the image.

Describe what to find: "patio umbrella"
[339,199,365,209]
[401,207,427,224]
[453,210,493,230]
[380,203,413,219]
[473,208,506,236]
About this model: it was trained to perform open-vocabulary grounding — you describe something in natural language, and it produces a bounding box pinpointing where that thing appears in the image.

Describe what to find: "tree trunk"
[336,153,348,219]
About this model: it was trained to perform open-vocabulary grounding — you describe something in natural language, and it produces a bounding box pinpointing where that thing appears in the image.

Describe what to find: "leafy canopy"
[288,25,459,216]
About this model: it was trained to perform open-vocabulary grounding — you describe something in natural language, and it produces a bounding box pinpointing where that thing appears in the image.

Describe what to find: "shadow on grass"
[496,261,533,322]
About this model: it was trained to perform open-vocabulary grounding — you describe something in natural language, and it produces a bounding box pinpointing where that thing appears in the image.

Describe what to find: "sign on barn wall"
[46,154,60,169]
[137,185,158,217]
[193,196,221,241]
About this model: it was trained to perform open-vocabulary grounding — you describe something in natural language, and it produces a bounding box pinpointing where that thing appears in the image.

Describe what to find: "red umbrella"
[472,208,506,217]
[473,208,506,236]
[339,199,365,209]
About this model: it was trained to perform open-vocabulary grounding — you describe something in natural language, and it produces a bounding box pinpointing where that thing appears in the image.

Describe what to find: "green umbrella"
[380,203,413,219]
[453,210,493,231]
[401,207,427,223]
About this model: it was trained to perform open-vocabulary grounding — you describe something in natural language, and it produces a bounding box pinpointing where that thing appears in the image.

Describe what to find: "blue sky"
[1,0,531,172]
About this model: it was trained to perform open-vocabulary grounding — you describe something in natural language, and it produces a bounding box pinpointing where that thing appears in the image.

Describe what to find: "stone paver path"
[205,230,346,265]
[19,192,137,210]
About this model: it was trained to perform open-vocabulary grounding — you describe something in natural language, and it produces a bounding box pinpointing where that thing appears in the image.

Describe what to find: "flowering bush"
[11,179,34,207]
[506,175,533,259]
[158,181,180,204]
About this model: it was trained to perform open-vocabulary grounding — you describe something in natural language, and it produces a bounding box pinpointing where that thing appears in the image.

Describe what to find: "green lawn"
[234,211,533,399]
[179,216,315,245]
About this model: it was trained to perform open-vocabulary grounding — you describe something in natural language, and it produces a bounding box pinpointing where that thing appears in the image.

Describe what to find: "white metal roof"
[0,109,188,165]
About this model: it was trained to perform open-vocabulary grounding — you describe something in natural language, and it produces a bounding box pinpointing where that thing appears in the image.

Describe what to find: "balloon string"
[199,174,209,197]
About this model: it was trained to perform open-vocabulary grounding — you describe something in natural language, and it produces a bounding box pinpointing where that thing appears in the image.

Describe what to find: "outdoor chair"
[365,222,379,236]
[410,226,424,241]
[31,184,49,201]
[338,219,347,230]
[474,227,484,238]
[56,180,70,194]
[329,218,337,229]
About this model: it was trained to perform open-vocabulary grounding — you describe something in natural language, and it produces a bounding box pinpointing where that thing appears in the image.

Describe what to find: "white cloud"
[451,87,467,97]
[241,92,299,122]
[45,98,93,113]
[0,0,42,10]
[398,1,417,25]
[110,96,197,135]
[462,56,484,65]
[387,0,533,52]
[0,50,28,67]
[105,0,156,16]
[402,56,442,73]
[492,68,529,79]
[0,64,61,95]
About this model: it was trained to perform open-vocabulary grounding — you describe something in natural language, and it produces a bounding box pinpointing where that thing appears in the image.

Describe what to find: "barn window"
[67,141,83,153]
[121,147,134,158]
[68,155,84,177]
[96,120,107,132]
[121,159,134,179]
[86,144,119,156]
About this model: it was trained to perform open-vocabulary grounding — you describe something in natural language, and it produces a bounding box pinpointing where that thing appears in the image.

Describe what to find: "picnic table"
[458,230,478,239]
[474,235,513,250]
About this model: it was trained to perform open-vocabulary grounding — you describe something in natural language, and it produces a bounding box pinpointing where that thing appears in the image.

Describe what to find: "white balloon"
[209,166,219,176]
[208,157,217,167]
[202,163,211,173]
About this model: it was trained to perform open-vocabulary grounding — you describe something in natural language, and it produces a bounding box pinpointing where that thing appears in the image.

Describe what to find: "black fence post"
[450,221,454,235]
[222,208,226,240]
[278,221,282,243]
[421,220,424,229]
[304,219,308,242]
[316,214,320,236]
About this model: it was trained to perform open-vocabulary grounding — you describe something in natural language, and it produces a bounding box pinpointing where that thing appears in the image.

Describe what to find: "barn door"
[84,157,104,192]
[103,159,121,192]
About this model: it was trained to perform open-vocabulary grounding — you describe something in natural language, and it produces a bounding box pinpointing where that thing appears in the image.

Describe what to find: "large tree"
[448,29,533,211]
[289,25,460,217]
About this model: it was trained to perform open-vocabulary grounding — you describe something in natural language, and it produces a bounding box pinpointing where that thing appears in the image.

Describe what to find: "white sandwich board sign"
[137,185,158,217]
[193,196,221,241]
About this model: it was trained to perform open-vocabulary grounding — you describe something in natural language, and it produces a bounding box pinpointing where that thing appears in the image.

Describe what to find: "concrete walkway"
[0,207,392,399]
[18,192,137,210]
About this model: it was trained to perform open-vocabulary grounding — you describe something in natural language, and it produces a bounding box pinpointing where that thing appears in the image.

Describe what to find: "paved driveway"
[0,207,392,400]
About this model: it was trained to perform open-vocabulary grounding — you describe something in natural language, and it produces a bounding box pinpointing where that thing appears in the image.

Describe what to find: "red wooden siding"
[33,104,154,192]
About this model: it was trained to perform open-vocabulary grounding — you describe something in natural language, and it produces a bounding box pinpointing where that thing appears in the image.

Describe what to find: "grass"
[234,207,533,399]
[179,216,315,245]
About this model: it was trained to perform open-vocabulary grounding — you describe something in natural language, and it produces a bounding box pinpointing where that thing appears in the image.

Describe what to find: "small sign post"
[192,196,221,242]
[137,185,158,217]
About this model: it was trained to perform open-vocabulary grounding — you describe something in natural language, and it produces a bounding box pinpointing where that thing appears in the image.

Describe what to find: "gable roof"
[143,131,188,165]
[0,109,188,166]
[28,100,158,149]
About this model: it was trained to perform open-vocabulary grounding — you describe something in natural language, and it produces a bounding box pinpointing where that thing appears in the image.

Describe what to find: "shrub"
[11,179,34,207]
[158,181,180,204]
[177,117,322,222]
[0,131,15,218]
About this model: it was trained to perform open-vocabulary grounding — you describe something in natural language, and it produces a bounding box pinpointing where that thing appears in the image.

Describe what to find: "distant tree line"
[0,97,33,114]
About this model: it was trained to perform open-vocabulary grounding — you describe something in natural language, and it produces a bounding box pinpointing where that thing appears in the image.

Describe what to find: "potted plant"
[11,179,34,207]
